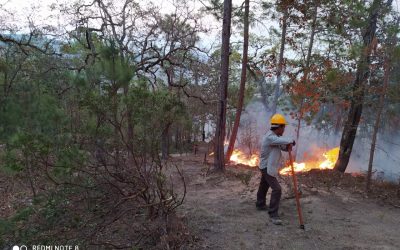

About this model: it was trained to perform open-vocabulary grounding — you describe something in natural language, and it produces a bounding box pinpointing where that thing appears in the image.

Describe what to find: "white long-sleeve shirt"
[259,131,293,177]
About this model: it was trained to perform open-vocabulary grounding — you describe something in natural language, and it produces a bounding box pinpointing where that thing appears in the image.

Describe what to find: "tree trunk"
[226,118,231,140]
[226,0,250,162]
[366,60,389,192]
[202,121,206,142]
[335,0,382,172]
[175,127,180,151]
[214,0,232,171]
[271,9,288,115]
[117,50,135,167]
[366,14,396,190]
[293,3,318,160]
[162,124,171,160]
[334,106,342,135]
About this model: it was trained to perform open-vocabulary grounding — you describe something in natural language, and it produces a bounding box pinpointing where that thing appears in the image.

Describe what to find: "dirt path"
[173,155,400,250]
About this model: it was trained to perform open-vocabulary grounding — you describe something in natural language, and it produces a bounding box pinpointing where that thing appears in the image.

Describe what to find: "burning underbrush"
[224,145,340,176]
[222,160,400,209]
[222,145,400,207]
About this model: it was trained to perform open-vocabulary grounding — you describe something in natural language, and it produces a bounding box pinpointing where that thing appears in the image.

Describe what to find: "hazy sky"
[0,0,258,49]
[2,0,399,19]
[1,0,398,43]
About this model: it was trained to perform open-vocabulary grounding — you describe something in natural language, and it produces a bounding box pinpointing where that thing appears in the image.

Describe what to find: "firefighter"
[256,113,295,225]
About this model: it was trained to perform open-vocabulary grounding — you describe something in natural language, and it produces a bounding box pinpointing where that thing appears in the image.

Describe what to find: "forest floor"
[170,154,400,250]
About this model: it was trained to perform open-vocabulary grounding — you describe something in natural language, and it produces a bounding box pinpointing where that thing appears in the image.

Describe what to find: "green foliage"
[126,85,187,154]
[326,69,339,83]
[393,46,400,60]
[0,38,190,246]
[0,86,67,141]
[98,43,134,88]
[0,206,37,246]
[348,43,363,60]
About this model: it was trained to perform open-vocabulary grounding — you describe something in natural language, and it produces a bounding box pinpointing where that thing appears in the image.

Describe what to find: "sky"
[1,0,399,46]
[0,0,253,37]
[0,0,266,53]
[2,0,399,23]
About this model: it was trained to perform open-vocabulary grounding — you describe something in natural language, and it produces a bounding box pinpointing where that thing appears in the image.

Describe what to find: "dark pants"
[256,168,282,218]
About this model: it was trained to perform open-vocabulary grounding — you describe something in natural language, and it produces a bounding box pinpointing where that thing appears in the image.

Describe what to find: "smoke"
[350,135,400,182]
[237,101,400,183]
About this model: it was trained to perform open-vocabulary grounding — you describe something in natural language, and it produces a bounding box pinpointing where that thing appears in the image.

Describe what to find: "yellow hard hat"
[270,113,288,125]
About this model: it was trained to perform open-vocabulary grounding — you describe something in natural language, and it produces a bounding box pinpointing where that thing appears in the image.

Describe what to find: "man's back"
[259,131,293,176]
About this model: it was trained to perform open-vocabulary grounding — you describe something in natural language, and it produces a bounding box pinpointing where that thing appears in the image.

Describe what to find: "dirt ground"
[171,154,400,250]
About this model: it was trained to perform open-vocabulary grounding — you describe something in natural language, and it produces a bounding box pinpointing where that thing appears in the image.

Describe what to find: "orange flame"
[226,147,340,175]
[279,147,340,175]
[229,149,259,167]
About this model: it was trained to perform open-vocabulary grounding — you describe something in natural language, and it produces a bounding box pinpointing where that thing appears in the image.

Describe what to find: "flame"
[208,148,259,167]
[279,147,340,175]
[229,149,259,167]
[279,162,307,175]
[226,146,340,175]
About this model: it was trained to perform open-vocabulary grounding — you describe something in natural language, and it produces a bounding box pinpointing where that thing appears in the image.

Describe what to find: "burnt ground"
[171,154,400,250]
